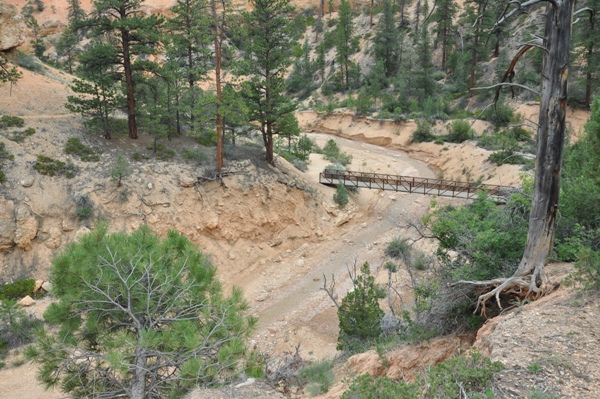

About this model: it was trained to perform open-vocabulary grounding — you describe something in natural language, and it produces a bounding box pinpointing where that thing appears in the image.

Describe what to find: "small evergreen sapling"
[337,262,384,350]
[333,183,349,208]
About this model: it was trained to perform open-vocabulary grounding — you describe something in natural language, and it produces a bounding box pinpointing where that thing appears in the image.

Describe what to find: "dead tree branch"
[321,273,340,308]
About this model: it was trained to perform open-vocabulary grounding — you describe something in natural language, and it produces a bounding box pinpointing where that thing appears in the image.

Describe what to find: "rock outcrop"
[0,1,26,51]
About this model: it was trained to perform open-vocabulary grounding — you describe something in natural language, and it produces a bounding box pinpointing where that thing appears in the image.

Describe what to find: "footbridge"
[319,170,516,201]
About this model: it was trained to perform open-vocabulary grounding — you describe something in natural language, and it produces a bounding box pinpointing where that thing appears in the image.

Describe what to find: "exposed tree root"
[449,271,558,316]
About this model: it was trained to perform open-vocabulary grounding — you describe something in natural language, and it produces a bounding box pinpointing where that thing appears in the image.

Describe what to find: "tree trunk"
[584,41,594,108]
[122,30,138,140]
[265,121,274,164]
[212,0,223,173]
[129,347,147,399]
[513,0,575,286]
[188,42,196,132]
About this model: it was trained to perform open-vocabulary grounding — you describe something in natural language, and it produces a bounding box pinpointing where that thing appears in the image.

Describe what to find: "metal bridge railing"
[319,170,515,200]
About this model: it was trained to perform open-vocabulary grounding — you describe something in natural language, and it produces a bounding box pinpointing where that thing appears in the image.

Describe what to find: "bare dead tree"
[453,0,578,314]
[321,273,340,308]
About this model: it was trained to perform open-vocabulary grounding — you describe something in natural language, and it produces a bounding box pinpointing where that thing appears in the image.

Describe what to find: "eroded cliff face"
[0,153,332,284]
[0,1,25,51]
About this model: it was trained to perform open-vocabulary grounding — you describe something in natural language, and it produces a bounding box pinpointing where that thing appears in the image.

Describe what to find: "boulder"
[41,281,52,292]
[20,177,34,187]
[179,175,196,188]
[14,204,38,250]
[44,226,62,249]
[74,226,91,241]
[18,295,35,307]
[0,2,26,51]
[33,279,43,294]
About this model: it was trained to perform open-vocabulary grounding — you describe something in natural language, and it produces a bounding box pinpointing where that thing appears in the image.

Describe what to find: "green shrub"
[64,137,101,162]
[385,238,412,260]
[13,51,43,73]
[291,158,308,172]
[422,351,504,397]
[411,120,435,143]
[341,374,419,399]
[333,183,349,208]
[564,244,600,291]
[0,142,13,161]
[342,352,503,399]
[75,195,93,221]
[427,191,529,281]
[182,149,209,165]
[482,100,515,128]
[9,127,36,143]
[0,115,25,129]
[337,262,384,351]
[299,359,335,396]
[322,139,352,166]
[446,120,473,143]
[147,143,176,161]
[0,299,43,352]
[0,279,36,301]
[33,155,77,178]
[488,150,527,166]
[323,139,341,159]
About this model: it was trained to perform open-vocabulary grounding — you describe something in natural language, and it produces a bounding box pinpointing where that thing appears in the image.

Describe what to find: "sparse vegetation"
[0,141,14,183]
[299,359,335,396]
[64,137,101,162]
[75,194,93,221]
[0,299,44,366]
[33,155,77,178]
[0,116,24,130]
[9,127,36,143]
[342,352,503,399]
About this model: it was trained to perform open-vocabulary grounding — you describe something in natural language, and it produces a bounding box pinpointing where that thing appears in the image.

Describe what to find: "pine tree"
[166,0,212,133]
[84,0,164,139]
[56,29,80,73]
[431,0,457,70]
[241,0,297,164]
[26,225,255,399]
[65,44,123,139]
[414,1,435,101]
[0,56,22,95]
[334,0,359,89]
[66,0,87,38]
[573,2,599,108]
[374,0,403,78]
[337,262,383,350]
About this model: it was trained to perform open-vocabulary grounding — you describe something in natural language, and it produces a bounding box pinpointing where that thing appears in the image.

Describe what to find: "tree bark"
[212,0,223,173]
[129,346,147,399]
[122,29,138,140]
[513,0,575,288]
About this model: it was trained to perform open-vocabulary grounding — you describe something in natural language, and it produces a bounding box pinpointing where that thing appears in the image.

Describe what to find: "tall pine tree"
[334,0,359,89]
[241,0,297,164]
[84,0,163,139]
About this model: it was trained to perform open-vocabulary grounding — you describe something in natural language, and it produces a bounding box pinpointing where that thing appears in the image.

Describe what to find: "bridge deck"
[319,170,515,200]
